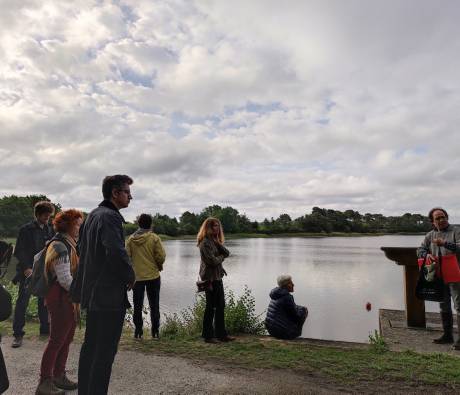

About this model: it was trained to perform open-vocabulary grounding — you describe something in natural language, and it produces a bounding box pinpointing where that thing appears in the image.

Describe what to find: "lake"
[156,235,437,343]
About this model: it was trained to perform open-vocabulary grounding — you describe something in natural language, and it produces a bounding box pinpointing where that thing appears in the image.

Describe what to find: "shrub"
[161,286,266,338]
[368,329,388,353]
[1,280,38,320]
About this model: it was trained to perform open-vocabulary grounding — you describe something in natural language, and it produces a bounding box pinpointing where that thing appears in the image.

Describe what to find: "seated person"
[265,275,308,340]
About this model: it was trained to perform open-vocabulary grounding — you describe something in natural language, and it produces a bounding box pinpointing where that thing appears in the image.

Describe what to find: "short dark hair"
[34,201,55,217]
[137,214,152,229]
[428,207,449,222]
[102,175,133,199]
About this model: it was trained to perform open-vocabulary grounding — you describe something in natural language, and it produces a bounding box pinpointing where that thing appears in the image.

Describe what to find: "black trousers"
[78,310,125,395]
[132,277,161,336]
[13,279,49,337]
[0,346,8,394]
[202,280,227,339]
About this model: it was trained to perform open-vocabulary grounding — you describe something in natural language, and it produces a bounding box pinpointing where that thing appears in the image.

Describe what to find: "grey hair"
[277,274,292,288]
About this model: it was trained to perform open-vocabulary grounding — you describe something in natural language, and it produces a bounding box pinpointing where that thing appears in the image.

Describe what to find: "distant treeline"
[0,195,62,237]
[0,195,432,238]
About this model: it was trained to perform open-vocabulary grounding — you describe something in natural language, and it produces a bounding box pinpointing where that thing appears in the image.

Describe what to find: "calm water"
[150,235,436,343]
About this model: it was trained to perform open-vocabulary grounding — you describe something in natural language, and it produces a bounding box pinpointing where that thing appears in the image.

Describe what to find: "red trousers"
[40,283,76,380]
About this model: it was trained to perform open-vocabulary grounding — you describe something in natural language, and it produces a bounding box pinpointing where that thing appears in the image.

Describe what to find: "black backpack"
[25,235,71,297]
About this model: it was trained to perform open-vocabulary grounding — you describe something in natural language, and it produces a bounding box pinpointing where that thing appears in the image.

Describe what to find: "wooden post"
[381,247,426,328]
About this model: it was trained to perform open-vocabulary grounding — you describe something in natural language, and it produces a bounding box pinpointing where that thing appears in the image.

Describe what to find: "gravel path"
[1,336,339,394]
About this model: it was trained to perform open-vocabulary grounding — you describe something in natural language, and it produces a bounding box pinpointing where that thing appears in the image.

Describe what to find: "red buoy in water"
[366,302,372,311]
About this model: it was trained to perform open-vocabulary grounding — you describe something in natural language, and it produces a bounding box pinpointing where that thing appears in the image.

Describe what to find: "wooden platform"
[379,308,460,354]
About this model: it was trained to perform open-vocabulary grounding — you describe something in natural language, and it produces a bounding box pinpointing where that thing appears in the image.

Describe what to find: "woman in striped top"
[35,209,83,395]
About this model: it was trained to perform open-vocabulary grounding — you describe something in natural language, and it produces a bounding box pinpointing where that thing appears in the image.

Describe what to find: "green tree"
[0,195,59,237]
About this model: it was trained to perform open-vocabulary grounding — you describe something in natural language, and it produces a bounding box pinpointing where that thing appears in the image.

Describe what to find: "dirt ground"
[0,335,342,394]
[0,335,455,394]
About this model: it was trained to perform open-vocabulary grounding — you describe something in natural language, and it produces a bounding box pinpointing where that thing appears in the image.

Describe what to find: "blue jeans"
[12,279,49,337]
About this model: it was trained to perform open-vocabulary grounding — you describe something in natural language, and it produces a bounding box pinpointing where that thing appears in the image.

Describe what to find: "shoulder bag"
[415,254,445,302]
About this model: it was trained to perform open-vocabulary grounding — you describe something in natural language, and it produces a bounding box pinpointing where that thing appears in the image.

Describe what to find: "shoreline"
[2,321,460,393]
[158,231,425,241]
[1,232,425,245]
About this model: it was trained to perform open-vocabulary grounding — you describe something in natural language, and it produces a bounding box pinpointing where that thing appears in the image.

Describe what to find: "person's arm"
[153,236,166,271]
[417,233,432,258]
[125,237,132,258]
[51,242,73,291]
[14,226,33,274]
[444,227,460,252]
[282,294,305,324]
[216,243,230,258]
[101,213,135,285]
[199,239,225,267]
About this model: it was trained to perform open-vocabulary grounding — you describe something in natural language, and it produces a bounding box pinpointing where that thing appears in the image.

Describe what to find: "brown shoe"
[35,378,65,395]
[54,373,78,390]
[219,336,236,342]
[204,338,219,344]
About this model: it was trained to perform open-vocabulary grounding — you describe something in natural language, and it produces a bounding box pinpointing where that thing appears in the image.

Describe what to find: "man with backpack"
[71,175,135,395]
[11,200,55,348]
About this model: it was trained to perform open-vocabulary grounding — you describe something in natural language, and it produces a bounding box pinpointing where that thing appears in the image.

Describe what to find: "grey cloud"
[2,0,460,222]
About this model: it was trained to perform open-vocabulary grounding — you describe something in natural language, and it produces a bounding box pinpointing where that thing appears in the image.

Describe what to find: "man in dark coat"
[265,275,308,340]
[11,201,55,348]
[72,174,135,395]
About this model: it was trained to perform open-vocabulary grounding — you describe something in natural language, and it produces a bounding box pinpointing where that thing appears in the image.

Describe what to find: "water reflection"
[145,235,435,342]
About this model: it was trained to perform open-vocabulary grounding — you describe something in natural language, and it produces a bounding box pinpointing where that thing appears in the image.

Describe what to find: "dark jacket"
[71,200,135,311]
[265,287,307,340]
[13,220,54,284]
[198,237,229,282]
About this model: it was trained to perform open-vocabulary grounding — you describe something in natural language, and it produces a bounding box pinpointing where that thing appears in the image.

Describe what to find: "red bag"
[440,255,460,283]
[418,255,460,283]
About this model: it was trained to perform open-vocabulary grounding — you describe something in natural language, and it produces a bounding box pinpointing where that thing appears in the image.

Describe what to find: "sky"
[1,0,460,222]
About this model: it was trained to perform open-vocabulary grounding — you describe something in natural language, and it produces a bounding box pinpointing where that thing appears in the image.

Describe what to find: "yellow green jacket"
[126,230,166,281]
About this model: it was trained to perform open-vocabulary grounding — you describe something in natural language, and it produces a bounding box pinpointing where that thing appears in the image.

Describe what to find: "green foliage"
[161,286,266,338]
[0,195,59,237]
[224,287,266,335]
[1,280,38,320]
[123,222,138,236]
[1,194,431,237]
[368,330,388,353]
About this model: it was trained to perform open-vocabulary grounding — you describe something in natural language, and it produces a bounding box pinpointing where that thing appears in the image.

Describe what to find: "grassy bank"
[2,320,460,391]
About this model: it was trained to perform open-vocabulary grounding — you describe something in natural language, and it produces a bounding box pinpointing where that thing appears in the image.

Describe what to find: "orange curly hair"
[53,209,83,233]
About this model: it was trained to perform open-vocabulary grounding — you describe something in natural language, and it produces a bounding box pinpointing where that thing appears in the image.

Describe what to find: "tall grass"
[161,286,266,337]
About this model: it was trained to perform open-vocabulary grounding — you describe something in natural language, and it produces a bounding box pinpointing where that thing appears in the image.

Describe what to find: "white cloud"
[1,0,460,222]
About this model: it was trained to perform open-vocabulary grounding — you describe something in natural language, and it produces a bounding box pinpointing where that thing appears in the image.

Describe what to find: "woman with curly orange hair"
[36,209,83,395]
[197,218,235,344]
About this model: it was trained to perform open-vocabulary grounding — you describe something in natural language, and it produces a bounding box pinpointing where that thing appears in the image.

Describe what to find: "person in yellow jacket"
[126,214,166,339]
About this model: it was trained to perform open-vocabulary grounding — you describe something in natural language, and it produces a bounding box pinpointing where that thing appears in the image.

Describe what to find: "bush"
[161,286,266,338]
[1,280,38,320]
[368,330,388,353]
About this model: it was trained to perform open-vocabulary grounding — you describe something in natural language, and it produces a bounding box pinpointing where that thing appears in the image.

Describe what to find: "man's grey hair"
[277,274,292,288]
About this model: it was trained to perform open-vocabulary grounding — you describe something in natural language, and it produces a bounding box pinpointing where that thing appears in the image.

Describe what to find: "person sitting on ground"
[36,209,83,395]
[126,213,166,339]
[265,275,308,340]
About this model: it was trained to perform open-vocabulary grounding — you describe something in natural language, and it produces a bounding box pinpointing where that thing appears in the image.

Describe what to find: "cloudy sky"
[1,0,460,222]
